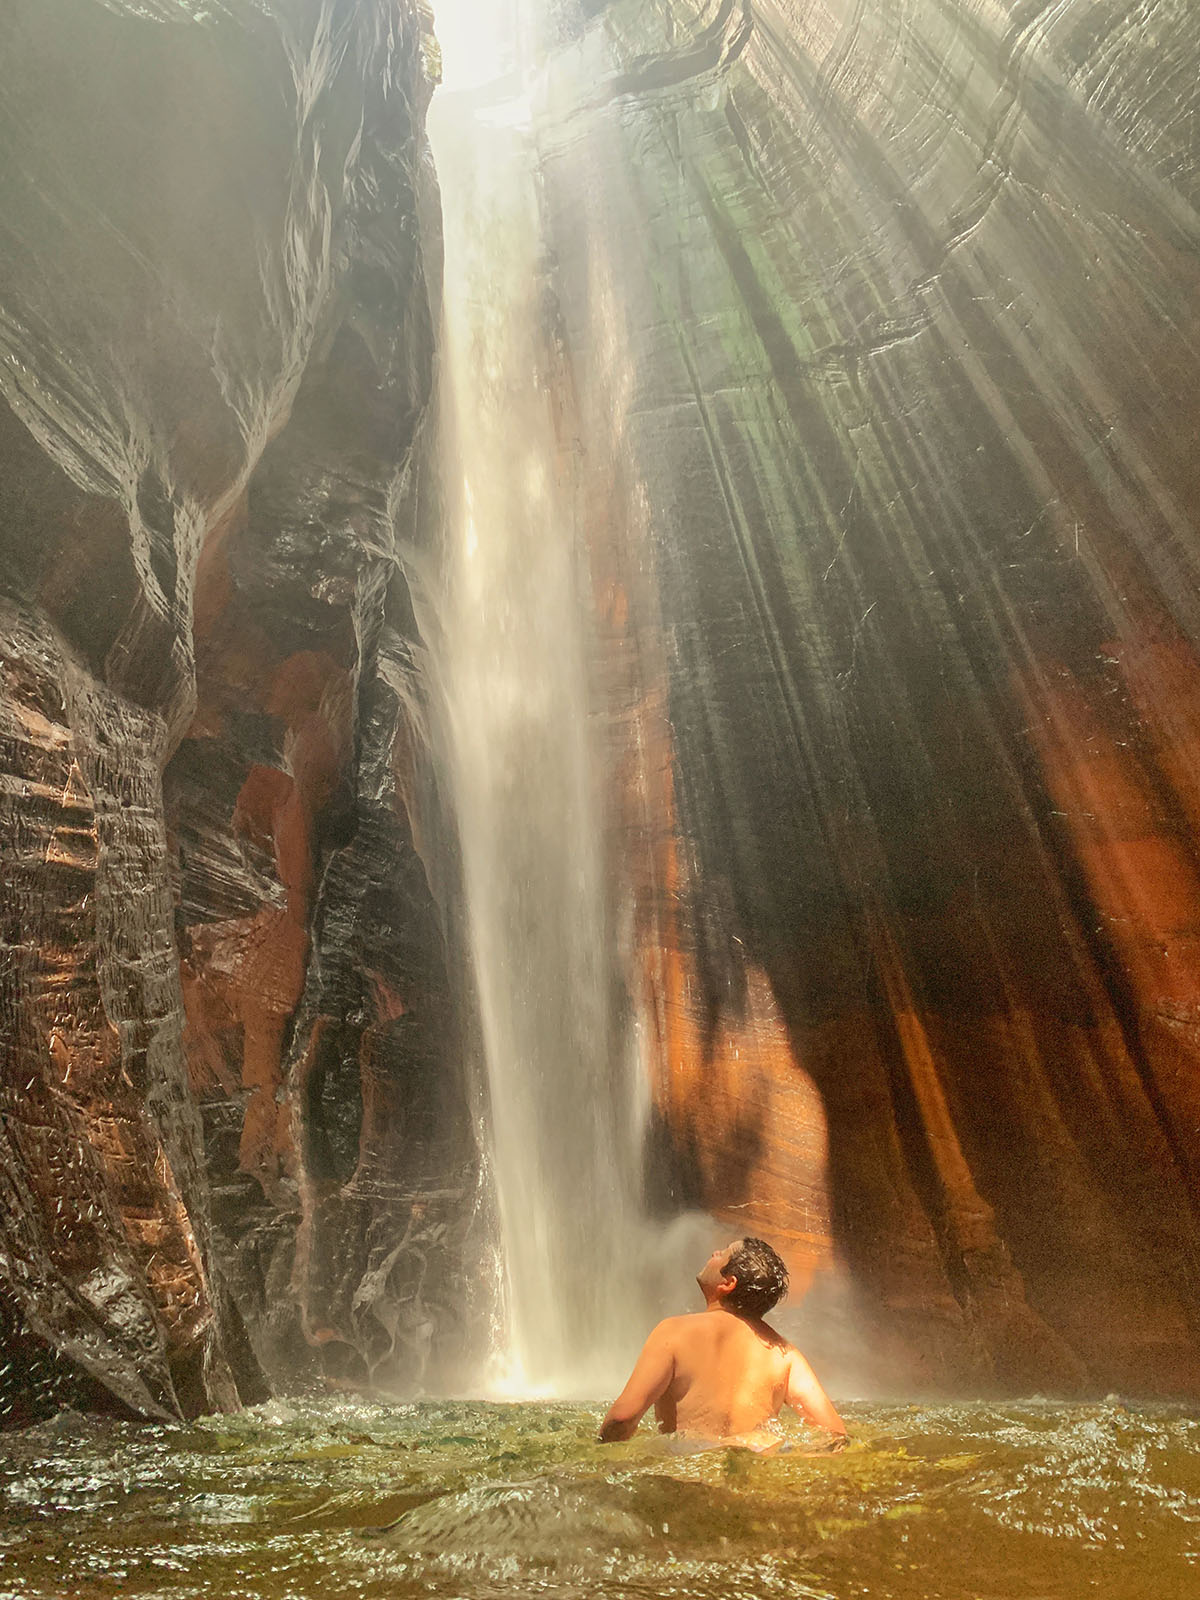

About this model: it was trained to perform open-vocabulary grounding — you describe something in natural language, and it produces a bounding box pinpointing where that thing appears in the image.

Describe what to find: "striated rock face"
[531,0,1200,1392]
[0,0,474,1421]
[4,0,1200,1418]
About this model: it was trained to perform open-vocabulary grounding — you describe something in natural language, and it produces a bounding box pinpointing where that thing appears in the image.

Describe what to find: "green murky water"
[1,1398,1198,1598]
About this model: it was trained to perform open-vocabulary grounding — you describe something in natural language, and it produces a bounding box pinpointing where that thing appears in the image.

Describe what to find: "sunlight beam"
[431,0,521,93]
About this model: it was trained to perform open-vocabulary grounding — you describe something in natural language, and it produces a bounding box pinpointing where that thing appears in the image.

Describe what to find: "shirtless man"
[598,1237,847,1451]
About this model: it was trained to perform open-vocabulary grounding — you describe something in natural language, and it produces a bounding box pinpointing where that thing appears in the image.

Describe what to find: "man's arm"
[785,1349,847,1442]
[598,1321,674,1442]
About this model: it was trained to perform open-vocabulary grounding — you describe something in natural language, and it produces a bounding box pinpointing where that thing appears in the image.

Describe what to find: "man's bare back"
[599,1238,846,1451]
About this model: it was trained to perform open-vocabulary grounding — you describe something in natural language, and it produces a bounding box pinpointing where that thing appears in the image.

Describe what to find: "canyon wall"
[534,0,1200,1392]
[0,0,476,1423]
[3,0,1200,1418]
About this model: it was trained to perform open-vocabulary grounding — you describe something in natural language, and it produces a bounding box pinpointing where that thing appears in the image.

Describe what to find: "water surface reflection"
[1,1398,1197,1598]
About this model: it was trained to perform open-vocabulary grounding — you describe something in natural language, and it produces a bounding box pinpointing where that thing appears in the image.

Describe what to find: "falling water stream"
[426,0,710,1397]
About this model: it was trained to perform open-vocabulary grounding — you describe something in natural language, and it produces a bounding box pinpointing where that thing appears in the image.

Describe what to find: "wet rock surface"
[0,0,473,1420]
[531,0,1200,1391]
[3,0,1200,1417]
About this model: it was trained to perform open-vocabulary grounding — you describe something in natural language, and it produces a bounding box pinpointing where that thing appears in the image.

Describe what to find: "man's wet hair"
[721,1238,790,1319]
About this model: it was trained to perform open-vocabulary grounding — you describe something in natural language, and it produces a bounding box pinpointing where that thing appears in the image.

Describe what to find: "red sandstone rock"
[0,0,466,1420]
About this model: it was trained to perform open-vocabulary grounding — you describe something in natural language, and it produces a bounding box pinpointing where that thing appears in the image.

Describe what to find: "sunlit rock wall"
[536,0,1200,1392]
[0,0,470,1421]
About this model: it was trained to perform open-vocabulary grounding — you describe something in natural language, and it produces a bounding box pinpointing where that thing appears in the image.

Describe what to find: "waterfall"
[426,1,701,1398]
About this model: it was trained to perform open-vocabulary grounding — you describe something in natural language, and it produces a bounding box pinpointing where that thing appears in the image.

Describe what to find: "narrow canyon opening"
[2,0,1200,1435]
[5,3,1200,1594]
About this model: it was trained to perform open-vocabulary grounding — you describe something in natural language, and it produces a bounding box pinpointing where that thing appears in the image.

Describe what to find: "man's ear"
[715,1273,738,1300]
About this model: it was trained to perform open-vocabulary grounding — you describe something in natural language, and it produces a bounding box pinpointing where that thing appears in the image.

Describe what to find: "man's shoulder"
[647,1312,708,1342]
[650,1312,704,1332]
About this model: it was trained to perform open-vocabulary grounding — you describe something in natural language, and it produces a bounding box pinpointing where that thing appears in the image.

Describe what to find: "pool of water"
[1,1397,1198,1598]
